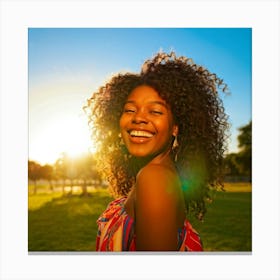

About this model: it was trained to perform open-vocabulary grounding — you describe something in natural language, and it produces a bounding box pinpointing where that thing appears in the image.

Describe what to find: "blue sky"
[29,28,251,164]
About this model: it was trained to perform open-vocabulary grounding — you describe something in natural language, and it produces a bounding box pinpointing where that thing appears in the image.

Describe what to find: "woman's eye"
[150,110,163,115]
[124,108,135,113]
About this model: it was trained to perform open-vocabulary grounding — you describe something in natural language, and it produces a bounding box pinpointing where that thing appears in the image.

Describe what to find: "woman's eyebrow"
[149,101,167,107]
[124,100,167,107]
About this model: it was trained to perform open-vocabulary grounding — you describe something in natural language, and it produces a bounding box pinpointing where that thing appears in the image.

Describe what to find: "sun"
[30,114,94,164]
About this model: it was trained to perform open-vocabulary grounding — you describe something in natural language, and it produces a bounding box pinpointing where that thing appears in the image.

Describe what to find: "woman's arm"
[135,164,183,251]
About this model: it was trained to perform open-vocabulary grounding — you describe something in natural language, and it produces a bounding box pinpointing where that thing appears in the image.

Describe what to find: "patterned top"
[96,197,203,251]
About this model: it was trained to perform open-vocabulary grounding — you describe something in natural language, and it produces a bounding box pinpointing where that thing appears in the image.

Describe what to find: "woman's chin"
[129,152,151,159]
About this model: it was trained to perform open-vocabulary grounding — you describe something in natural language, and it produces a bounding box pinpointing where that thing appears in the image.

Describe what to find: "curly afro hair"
[85,51,229,219]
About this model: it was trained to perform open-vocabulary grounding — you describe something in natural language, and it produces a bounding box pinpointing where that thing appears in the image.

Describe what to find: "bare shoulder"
[136,164,182,199]
[135,163,186,241]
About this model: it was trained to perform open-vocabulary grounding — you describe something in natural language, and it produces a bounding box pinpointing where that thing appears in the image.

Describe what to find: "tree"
[66,157,78,195]
[40,164,55,191]
[54,152,79,195]
[54,153,68,194]
[76,154,92,196]
[76,153,102,196]
[224,120,252,181]
[237,121,252,179]
[28,160,42,194]
[223,153,240,176]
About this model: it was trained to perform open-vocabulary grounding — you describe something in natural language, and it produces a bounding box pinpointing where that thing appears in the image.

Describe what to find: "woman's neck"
[129,148,175,175]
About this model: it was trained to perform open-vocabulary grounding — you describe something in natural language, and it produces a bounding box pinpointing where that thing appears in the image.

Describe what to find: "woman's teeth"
[129,130,154,138]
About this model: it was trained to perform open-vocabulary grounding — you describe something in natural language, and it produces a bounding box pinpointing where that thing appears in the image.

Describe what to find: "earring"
[172,135,179,150]
[172,135,179,162]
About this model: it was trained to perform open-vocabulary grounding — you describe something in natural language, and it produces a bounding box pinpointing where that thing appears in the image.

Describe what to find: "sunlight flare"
[29,114,94,164]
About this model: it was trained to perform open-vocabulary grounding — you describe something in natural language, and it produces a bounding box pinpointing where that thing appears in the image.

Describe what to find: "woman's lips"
[127,130,155,143]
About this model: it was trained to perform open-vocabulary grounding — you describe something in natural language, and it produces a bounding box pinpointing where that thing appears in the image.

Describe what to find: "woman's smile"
[127,129,155,144]
[129,130,154,144]
[129,130,154,138]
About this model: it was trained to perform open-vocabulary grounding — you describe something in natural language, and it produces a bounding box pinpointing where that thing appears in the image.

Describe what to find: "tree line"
[28,152,104,195]
[224,120,252,181]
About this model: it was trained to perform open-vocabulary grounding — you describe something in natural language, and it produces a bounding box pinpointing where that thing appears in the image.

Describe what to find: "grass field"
[188,183,252,251]
[28,182,251,252]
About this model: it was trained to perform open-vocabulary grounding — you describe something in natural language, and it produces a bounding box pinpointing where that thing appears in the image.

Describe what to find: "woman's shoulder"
[137,163,179,182]
[136,163,181,199]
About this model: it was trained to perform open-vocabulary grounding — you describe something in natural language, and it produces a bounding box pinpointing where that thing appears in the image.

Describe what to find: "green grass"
[28,188,113,251]
[189,191,252,251]
[28,183,251,252]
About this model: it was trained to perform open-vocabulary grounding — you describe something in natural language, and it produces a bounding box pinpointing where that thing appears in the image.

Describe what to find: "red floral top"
[96,197,203,251]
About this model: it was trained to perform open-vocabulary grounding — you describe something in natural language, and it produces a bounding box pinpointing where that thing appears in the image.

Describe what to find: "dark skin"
[121,85,185,251]
[124,157,185,251]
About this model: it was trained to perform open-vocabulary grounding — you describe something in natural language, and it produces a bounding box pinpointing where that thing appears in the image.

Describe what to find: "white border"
[1,1,279,280]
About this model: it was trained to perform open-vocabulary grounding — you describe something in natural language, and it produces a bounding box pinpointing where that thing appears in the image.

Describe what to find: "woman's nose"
[132,110,148,124]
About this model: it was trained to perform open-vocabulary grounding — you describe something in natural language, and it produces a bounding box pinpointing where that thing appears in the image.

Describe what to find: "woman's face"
[119,85,178,159]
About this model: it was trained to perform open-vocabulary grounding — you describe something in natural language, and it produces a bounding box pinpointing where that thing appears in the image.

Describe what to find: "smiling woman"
[85,51,229,252]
